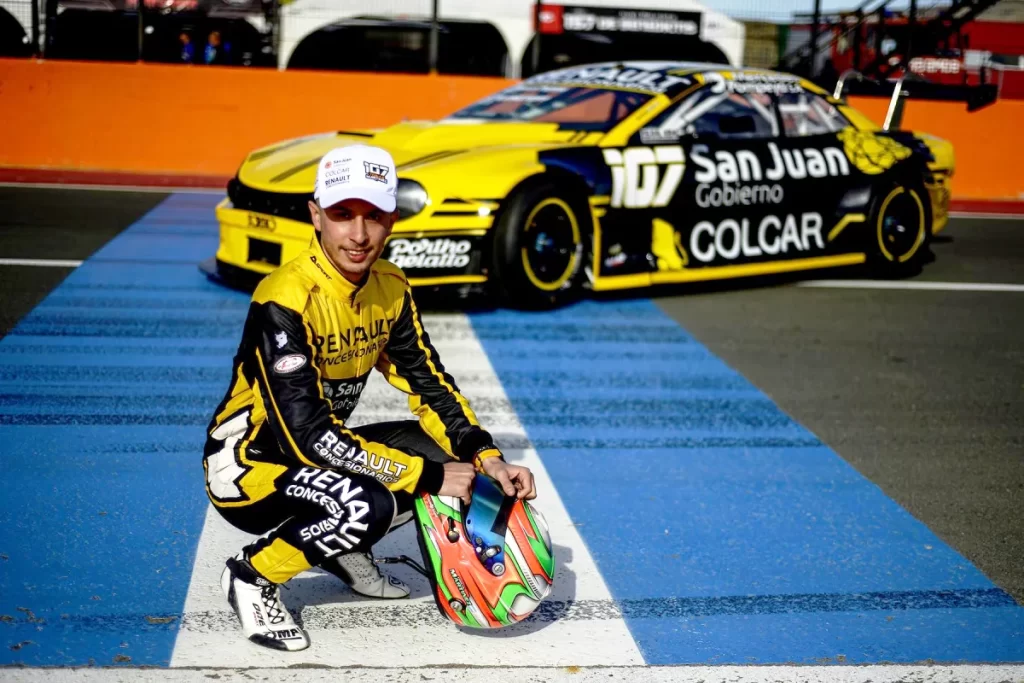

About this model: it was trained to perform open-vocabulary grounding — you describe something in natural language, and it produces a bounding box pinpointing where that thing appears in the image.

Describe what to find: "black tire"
[491,178,590,309]
[866,181,932,278]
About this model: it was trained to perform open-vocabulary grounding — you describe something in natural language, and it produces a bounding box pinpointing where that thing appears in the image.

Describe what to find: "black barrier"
[38,0,277,65]
[0,0,36,56]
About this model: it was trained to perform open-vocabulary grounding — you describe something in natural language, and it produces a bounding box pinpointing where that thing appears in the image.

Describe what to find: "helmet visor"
[464,475,514,575]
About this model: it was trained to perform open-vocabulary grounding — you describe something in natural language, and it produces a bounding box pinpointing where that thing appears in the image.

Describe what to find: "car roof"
[523,61,809,98]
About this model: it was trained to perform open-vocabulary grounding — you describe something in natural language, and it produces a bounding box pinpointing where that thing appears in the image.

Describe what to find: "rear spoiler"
[832,70,999,131]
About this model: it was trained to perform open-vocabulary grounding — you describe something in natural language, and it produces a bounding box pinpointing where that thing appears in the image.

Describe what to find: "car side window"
[777,91,851,137]
[640,87,777,143]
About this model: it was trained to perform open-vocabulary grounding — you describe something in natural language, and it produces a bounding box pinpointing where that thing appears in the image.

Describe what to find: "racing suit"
[203,236,502,584]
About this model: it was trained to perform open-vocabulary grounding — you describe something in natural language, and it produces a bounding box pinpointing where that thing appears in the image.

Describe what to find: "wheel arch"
[487,168,594,307]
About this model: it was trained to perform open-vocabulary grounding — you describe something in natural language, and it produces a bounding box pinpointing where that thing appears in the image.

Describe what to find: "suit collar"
[300,234,369,304]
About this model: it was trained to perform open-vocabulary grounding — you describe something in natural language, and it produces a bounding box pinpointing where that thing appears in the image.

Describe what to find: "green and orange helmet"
[413,474,555,628]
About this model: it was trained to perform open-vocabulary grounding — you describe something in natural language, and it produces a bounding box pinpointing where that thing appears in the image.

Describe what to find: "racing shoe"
[323,551,410,599]
[221,553,310,651]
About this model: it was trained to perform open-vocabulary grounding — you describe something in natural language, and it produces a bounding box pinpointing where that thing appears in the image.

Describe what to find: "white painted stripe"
[949,211,1024,220]
[0,257,84,268]
[170,313,645,668]
[6,665,1024,682]
[0,181,223,194]
[797,279,1024,292]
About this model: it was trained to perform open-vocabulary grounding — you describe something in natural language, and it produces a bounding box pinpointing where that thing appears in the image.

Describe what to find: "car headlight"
[397,180,429,220]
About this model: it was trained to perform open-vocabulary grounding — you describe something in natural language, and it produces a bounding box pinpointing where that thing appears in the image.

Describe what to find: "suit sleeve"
[249,300,445,495]
[375,287,503,469]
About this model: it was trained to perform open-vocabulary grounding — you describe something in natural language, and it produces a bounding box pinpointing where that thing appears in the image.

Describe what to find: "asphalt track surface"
[1,187,1021,604]
[0,187,1022,676]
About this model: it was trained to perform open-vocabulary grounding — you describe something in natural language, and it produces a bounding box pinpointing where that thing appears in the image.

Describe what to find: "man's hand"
[482,457,537,500]
[439,462,476,506]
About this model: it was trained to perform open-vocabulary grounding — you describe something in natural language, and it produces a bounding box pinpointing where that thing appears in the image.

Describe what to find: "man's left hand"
[481,457,537,500]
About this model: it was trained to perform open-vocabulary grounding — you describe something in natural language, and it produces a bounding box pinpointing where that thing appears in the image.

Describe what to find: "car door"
[595,82,783,284]
[640,83,788,271]
[771,88,861,256]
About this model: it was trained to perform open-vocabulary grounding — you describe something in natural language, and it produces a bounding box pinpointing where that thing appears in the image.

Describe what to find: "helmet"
[413,474,555,628]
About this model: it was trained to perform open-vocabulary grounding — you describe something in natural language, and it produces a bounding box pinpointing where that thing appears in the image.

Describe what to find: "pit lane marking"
[948,211,1024,220]
[797,280,1024,292]
[5,665,1024,682]
[0,257,83,267]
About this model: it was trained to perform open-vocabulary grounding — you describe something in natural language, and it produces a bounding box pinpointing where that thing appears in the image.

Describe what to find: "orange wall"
[0,58,1021,199]
[848,95,1024,201]
[0,59,514,178]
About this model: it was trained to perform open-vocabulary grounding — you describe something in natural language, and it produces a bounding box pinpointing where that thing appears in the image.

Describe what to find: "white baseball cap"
[314,144,398,213]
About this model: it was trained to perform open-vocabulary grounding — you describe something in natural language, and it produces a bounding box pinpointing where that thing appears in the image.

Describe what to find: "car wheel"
[866,182,931,278]
[491,179,589,309]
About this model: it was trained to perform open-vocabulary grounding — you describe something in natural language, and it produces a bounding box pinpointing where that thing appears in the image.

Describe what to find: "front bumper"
[207,196,495,292]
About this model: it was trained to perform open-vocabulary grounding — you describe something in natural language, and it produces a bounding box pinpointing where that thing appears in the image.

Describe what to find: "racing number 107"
[603,146,685,209]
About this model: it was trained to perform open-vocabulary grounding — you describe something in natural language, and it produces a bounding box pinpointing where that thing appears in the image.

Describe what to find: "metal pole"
[852,9,862,71]
[875,3,884,63]
[43,0,55,57]
[808,0,821,78]
[530,0,541,76]
[137,0,145,62]
[907,0,916,64]
[428,0,439,74]
[31,0,40,57]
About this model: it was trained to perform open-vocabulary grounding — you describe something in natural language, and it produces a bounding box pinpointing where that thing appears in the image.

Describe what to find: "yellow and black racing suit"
[203,236,502,584]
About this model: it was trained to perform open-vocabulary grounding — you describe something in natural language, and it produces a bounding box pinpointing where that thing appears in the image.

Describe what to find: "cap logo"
[364,162,390,183]
[324,160,332,168]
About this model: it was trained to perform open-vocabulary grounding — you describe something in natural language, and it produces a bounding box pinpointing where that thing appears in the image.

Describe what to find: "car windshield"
[448,85,652,132]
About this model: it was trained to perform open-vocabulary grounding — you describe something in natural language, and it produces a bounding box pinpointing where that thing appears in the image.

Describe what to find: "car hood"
[237,120,588,192]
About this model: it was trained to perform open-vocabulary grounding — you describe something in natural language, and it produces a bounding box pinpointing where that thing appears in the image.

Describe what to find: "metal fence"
[5,0,1008,85]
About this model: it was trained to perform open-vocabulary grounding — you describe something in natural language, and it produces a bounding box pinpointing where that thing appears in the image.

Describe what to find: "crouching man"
[202,144,535,651]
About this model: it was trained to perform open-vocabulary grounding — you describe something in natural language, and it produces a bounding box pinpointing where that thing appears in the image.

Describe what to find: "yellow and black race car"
[201,61,957,307]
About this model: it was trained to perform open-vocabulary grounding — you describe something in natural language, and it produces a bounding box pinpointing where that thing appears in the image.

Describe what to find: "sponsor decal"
[691,142,850,184]
[562,6,699,35]
[527,65,690,94]
[696,182,784,208]
[247,213,276,231]
[387,238,472,269]
[270,629,304,641]
[274,331,287,349]
[537,5,564,34]
[324,166,351,184]
[273,354,306,374]
[639,127,688,144]
[836,128,912,175]
[310,255,332,280]
[603,146,685,209]
[313,320,392,369]
[651,217,688,271]
[909,56,961,75]
[320,377,367,417]
[313,431,408,486]
[703,71,803,95]
[450,569,472,604]
[288,468,369,558]
[364,162,390,183]
[690,212,825,263]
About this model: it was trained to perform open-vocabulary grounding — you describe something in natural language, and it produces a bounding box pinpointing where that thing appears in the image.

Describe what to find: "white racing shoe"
[221,553,310,651]
[323,551,410,599]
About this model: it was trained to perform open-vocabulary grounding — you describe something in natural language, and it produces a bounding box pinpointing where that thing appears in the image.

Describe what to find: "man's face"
[309,198,397,284]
